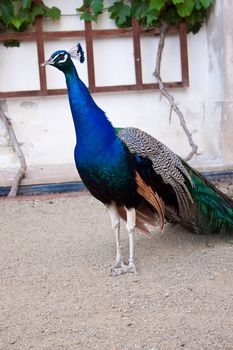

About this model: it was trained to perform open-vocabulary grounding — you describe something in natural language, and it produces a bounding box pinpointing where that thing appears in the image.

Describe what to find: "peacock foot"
[127,260,137,274]
[111,257,127,276]
[111,259,137,277]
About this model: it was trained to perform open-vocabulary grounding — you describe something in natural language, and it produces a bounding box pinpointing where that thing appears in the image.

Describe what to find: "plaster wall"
[0,0,232,187]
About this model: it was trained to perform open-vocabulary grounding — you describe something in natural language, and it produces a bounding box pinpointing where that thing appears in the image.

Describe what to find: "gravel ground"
[0,187,233,350]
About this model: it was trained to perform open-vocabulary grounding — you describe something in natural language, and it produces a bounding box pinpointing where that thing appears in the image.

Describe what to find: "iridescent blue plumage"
[45,46,139,209]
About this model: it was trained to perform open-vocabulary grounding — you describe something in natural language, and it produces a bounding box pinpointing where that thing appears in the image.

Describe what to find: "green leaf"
[22,0,31,9]
[131,0,149,22]
[146,12,159,26]
[92,0,104,15]
[76,4,84,13]
[11,17,23,30]
[17,7,30,21]
[176,0,195,17]
[84,0,93,7]
[108,1,131,27]
[0,0,14,25]
[161,6,180,26]
[171,0,184,4]
[186,7,207,33]
[194,0,202,9]
[4,39,20,47]
[31,3,46,21]
[149,0,165,12]
[45,7,61,20]
[80,12,95,21]
[199,0,213,9]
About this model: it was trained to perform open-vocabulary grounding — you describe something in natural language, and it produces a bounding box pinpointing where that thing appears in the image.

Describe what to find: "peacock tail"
[118,127,233,236]
[183,162,233,235]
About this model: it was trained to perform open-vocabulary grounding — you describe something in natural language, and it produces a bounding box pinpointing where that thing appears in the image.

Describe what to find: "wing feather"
[119,127,193,218]
[135,171,165,230]
[117,206,151,235]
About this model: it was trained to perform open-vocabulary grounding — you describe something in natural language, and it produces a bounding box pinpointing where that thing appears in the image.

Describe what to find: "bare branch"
[154,23,198,161]
[0,105,27,196]
[169,105,173,124]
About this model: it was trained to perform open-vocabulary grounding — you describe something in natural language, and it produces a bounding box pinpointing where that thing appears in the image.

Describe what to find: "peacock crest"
[68,43,85,63]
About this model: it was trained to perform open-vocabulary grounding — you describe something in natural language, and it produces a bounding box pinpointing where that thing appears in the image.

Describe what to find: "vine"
[77,0,214,33]
[0,0,61,47]
[0,104,27,196]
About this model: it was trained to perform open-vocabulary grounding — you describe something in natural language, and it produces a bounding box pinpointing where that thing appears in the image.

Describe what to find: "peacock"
[43,43,233,276]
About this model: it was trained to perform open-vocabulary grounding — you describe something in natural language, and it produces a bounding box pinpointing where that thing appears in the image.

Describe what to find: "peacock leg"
[106,203,127,275]
[125,207,137,274]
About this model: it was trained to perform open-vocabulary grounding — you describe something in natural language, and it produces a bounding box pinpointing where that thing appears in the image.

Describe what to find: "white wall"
[0,0,232,187]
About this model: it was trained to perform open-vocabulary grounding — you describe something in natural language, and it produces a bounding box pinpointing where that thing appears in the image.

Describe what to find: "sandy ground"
[0,190,233,350]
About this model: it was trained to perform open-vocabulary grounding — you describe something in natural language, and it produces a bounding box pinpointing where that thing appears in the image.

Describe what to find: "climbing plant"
[77,0,215,34]
[0,0,61,46]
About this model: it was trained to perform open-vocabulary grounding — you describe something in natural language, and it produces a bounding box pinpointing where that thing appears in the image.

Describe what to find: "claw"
[128,260,137,274]
[111,259,137,277]
[111,257,127,276]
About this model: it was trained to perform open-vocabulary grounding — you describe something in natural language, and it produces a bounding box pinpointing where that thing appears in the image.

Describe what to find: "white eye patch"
[53,52,68,64]
[58,54,68,63]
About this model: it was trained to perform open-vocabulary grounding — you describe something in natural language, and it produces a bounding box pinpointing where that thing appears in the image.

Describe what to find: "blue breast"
[64,61,138,206]
[75,137,137,206]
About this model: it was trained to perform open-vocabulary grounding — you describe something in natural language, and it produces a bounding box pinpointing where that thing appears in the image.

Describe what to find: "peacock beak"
[41,57,54,66]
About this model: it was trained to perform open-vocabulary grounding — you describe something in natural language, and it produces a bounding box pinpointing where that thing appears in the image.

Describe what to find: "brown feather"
[117,206,151,236]
[135,171,165,230]
[136,204,158,226]
[116,173,165,235]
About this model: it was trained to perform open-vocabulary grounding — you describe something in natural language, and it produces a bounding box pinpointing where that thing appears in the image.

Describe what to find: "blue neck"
[64,62,116,149]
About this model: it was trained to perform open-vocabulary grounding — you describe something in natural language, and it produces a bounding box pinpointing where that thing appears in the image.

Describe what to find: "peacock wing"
[118,127,194,219]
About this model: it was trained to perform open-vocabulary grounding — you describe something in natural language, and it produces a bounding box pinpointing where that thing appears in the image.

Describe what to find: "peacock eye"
[57,53,68,64]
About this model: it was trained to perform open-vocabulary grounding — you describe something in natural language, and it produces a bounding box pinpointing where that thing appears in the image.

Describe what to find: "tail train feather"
[182,163,233,235]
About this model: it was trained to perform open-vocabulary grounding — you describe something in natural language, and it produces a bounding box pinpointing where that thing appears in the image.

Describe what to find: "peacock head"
[42,43,85,72]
